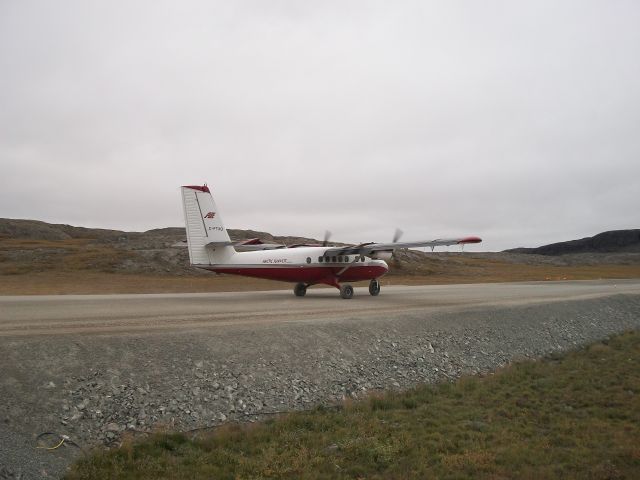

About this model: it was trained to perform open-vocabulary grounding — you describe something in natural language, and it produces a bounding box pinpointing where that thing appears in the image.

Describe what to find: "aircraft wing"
[324,236,482,256]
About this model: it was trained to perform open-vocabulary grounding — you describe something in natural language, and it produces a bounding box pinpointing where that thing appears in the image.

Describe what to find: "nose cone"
[372,259,389,272]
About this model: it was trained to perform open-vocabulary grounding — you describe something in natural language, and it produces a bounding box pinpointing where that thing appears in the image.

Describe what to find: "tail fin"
[180,185,235,265]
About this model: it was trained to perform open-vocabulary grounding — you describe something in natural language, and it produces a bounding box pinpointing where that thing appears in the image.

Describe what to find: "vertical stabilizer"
[181,185,235,265]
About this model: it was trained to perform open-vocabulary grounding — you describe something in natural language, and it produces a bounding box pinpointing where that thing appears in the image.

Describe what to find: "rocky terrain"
[507,229,640,255]
[1,219,639,283]
[0,219,326,277]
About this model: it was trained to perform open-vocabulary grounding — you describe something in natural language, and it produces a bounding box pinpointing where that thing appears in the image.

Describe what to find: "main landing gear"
[294,279,382,299]
[294,282,307,297]
[339,284,354,299]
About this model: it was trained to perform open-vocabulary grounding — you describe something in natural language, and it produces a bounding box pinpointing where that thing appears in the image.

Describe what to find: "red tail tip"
[182,185,210,193]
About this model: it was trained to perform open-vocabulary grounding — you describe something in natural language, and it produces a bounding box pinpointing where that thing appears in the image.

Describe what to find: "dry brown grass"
[0,237,135,276]
[0,263,639,295]
[0,272,286,295]
[388,262,640,285]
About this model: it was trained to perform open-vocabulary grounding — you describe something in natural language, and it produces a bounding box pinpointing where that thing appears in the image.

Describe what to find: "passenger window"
[344,256,349,262]
[338,256,342,262]
[332,256,337,262]
[360,255,365,262]
[306,257,311,264]
[318,256,323,262]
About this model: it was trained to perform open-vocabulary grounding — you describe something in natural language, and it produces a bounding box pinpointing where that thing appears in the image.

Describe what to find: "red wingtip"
[458,236,482,244]
[182,185,210,193]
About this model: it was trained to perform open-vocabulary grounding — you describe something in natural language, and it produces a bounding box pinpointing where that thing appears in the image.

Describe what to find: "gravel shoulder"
[1,287,639,478]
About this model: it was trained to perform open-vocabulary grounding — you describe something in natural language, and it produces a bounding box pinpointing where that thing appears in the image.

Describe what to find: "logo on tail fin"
[204,212,216,219]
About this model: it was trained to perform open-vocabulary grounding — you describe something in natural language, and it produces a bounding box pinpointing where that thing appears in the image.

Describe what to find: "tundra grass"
[2,267,640,295]
[66,331,640,479]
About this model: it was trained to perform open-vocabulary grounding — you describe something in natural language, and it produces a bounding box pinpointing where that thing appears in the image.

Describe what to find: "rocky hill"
[0,218,321,246]
[0,218,327,276]
[2,219,639,280]
[506,230,640,255]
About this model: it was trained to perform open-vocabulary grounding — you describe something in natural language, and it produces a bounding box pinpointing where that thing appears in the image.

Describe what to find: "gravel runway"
[1,280,639,479]
[1,280,639,336]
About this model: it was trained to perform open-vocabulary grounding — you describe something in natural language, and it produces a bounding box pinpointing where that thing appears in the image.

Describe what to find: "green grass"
[66,332,640,479]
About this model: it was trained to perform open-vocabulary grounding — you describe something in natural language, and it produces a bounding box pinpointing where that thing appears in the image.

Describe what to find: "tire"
[340,284,354,299]
[369,279,381,296]
[294,283,307,297]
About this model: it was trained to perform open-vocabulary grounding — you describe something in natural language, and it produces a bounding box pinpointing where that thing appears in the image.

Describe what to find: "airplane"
[181,185,482,299]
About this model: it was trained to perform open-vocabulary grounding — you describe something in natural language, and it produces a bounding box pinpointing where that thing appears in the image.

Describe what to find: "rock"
[105,422,120,432]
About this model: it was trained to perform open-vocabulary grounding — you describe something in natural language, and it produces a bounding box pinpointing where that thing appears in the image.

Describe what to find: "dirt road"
[1,280,639,337]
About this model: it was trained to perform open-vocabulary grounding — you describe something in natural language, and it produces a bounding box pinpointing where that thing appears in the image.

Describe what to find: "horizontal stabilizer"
[173,238,286,251]
[206,241,236,247]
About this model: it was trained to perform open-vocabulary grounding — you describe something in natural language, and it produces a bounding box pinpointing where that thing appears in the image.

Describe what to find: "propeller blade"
[390,229,404,268]
[323,230,332,247]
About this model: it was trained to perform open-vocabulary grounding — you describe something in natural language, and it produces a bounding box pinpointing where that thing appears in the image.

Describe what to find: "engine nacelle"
[369,250,393,260]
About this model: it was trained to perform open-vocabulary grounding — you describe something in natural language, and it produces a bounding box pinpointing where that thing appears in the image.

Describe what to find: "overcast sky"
[1,1,638,251]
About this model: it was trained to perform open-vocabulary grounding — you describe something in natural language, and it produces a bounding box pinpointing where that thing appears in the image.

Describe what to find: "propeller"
[322,230,332,247]
[391,228,403,268]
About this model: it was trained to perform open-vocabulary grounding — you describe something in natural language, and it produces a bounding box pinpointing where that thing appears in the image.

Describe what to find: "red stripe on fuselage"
[200,264,388,285]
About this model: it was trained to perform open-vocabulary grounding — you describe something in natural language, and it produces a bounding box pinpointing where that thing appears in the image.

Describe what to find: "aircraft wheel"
[340,284,354,299]
[294,282,307,297]
[369,279,381,296]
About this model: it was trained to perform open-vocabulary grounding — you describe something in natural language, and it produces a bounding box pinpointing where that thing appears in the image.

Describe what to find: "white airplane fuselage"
[200,246,389,287]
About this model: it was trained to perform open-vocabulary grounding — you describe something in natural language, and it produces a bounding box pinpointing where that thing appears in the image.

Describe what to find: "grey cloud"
[1,1,639,250]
